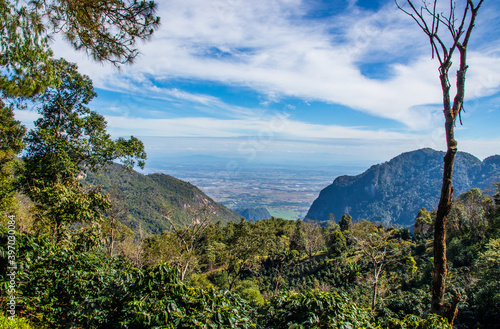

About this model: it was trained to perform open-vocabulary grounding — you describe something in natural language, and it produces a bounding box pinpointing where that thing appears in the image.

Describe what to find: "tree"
[0,0,56,98]
[414,207,432,238]
[223,219,272,291]
[161,201,215,280]
[395,0,484,322]
[493,182,500,235]
[448,188,492,241]
[349,220,408,310]
[34,0,160,65]
[106,185,133,256]
[0,103,26,213]
[0,0,159,212]
[302,220,326,257]
[290,219,307,255]
[23,59,146,243]
[327,230,347,257]
[474,238,500,326]
[339,214,353,232]
[1,0,160,98]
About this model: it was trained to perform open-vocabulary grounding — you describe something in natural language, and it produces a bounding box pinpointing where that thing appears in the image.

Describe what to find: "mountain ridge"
[85,163,241,234]
[305,148,500,226]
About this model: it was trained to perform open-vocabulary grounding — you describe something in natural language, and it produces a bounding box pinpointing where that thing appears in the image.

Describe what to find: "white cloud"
[49,0,500,132]
[103,113,416,141]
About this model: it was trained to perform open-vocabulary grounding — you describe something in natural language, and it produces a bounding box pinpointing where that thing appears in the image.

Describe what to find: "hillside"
[85,164,241,234]
[236,207,272,221]
[305,148,500,226]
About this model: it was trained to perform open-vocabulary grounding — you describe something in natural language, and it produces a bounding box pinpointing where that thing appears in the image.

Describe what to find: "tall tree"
[0,0,159,210]
[33,0,160,65]
[0,102,26,213]
[414,207,432,239]
[395,0,484,323]
[23,59,146,243]
[224,219,272,291]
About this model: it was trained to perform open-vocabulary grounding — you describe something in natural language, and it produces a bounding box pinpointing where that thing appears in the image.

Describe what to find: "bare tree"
[303,221,326,257]
[348,221,406,310]
[395,0,484,323]
[106,185,129,256]
[163,201,214,280]
[116,221,145,268]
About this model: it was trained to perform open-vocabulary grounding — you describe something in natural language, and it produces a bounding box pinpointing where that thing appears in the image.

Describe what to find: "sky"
[15,0,500,172]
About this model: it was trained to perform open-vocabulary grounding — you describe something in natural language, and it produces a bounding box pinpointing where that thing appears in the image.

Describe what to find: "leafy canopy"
[22,59,146,243]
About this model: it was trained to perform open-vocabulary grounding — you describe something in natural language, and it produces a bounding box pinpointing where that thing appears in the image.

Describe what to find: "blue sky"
[16,0,500,171]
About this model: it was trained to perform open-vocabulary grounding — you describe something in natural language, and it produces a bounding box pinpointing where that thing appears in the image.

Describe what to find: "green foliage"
[3,232,257,329]
[86,165,241,234]
[1,0,160,101]
[0,104,26,212]
[326,230,346,256]
[414,207,432,238]
[235,280,265,306]
[448,188,493,242]
[23,59,146,180]
[35,0,160,65]
[377,288,430,320]
[290,219,307,254]
[0,313,34,329]
[471,238,500,327]
[377,314,451,329]
[2,185,499,329]
[29,180,111,245]
[22,59,146,243]
[237,207,271,221]
[263,290,374,329]
[0,0,55,98]
[0,0,159,221]
[121,265,257,328]
[339,214,353,232]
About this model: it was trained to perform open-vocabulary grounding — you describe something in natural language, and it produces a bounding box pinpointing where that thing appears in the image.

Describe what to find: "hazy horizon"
[14,0,500,167]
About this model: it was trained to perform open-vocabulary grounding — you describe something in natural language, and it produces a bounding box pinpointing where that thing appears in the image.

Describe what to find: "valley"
[148,160,367,220]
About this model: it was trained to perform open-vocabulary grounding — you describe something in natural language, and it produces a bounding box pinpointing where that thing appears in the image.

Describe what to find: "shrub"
[377,314,451,329]
[2,233,257,328]
[0,314,34,329]
[262,290,374,329]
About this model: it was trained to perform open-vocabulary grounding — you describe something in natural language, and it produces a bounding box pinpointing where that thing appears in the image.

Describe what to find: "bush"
[0,314,34,329]
[262,290,374,329]
[235,280,265,306]
[377,314,451,329]
[3,233,257,328]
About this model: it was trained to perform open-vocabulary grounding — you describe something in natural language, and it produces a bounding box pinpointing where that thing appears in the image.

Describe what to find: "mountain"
[85,163,241,234]
[305,148,500,227]
[236,207,271,221]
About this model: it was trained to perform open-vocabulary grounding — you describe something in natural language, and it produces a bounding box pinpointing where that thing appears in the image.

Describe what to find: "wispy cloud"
[104,113,416,140]
[51,0,500,133]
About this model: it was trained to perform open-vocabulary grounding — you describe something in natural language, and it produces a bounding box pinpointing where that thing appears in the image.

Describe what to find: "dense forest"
[85,163,241,234]
[1,184,500,328]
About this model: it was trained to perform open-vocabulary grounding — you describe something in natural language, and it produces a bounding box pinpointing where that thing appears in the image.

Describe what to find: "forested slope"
[86,163,241,234]
[306,148,500,226]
